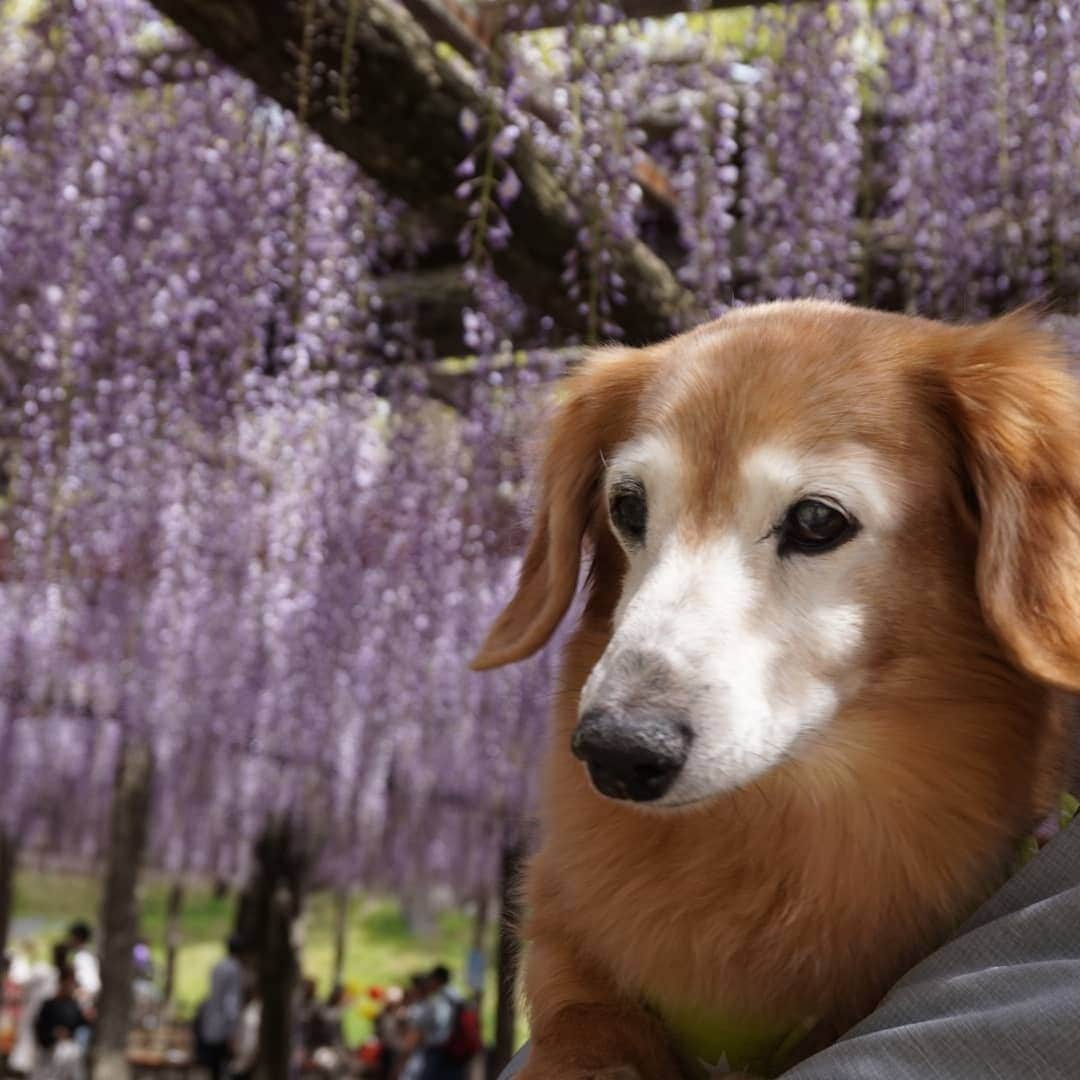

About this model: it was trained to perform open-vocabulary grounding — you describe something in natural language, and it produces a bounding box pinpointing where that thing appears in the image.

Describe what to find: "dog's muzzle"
[571,706,693,802]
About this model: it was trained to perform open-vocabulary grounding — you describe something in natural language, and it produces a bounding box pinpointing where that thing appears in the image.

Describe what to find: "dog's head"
[474,302,1080,808]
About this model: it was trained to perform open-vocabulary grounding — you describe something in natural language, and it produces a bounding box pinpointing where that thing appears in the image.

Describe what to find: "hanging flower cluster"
[870,0,1080,315]
[455,70,528,354]
[738,1,863,302]
[557,7,647,342]
[1,0,1077,901]
[5,347,566,895]
[0,0,563,897]
[640,21,741,322]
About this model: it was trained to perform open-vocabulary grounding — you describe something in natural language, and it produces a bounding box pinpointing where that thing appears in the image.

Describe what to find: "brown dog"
[473,302,1080,1079]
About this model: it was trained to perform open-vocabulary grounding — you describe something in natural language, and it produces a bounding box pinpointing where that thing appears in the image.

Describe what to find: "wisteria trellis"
[1,0,1077,898]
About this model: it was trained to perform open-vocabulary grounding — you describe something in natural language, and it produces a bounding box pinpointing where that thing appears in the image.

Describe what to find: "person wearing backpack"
[438,976,482,1074]
[413,966,479,1080]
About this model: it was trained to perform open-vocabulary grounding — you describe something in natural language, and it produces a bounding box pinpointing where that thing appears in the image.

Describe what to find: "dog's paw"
[594,1068,643,1080]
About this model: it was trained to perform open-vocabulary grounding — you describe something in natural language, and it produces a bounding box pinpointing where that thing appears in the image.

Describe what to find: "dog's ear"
[940,313,1080,690]
[471,347,658,670]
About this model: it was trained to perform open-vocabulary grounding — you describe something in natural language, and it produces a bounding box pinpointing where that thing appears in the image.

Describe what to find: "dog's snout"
[571,707,692,802]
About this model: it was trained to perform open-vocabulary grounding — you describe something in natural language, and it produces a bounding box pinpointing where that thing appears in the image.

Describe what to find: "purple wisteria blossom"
[0,0,1076,901]
[739,1,863,302]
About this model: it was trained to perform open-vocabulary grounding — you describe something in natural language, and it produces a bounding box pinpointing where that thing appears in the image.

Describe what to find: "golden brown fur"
[473,302,1080,1079]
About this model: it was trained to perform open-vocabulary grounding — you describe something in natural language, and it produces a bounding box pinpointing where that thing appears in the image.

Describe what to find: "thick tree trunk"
[493,844,523,1075]
[331,889,349,988]
[0,828,15,962]
[260,883,298,1080]
[144,0,692,345]
[235,819,310,1080]
[162,881,184,1006]
[93,741,155,1080]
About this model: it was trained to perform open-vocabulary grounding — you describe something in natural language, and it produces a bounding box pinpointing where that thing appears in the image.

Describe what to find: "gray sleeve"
[784,821,1080,1080]
[499,823,1080,1079]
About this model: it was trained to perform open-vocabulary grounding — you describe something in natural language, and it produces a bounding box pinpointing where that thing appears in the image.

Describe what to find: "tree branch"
[464,0,785,44]
[145,0,694,344]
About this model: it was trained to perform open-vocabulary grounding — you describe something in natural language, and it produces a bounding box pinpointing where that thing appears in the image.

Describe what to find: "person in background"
[195,935,247,1080]
[32,966,91,1080]
[1,952,17,1062]
[320,984,347,1046]
[305,983,345,1056]
[64,925,99,1006]
[228,986,260,1079]
[394,975,432,1080]
[9,944,64,1076]
[296,977,319,1049]
[293,976,320,1076]
[132,940,154,984]
[411,966,465,1080]
[131,939,161,1028]
[374,984,410,1080]
[304,984,350,1076]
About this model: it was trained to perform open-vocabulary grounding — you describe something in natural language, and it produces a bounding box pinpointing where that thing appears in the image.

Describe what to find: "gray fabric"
[500,822,1080,1078]
[786,820,1080,1079]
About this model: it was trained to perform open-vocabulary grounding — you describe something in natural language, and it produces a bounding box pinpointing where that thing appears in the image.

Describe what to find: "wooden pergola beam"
[462,0,782,42]
[145,0,694,346]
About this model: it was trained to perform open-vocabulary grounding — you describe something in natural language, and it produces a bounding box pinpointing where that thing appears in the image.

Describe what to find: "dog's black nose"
[571,707,692,802]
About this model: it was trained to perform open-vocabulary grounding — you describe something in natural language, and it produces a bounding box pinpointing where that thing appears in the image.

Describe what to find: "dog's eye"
[779,498,856,556]
[610,483,647,544]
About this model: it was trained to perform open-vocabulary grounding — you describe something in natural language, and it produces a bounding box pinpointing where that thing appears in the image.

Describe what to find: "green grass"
[10,869,515,1049]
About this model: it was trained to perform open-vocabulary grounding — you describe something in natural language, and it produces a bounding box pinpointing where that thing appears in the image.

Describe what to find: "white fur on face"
[580,435,905,806]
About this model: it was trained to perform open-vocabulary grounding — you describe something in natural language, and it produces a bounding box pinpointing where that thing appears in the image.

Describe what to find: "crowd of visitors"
[193,942,481,1079]
[194,941,359,1078]
[192,936,450,1080]
[367,965,480,1080]
[2,927,483,1079]
[1,922,169,1078]
[1,921,103,1079]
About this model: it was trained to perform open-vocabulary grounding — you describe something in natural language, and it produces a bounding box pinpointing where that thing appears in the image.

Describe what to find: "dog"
[472,302,1080,1079]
